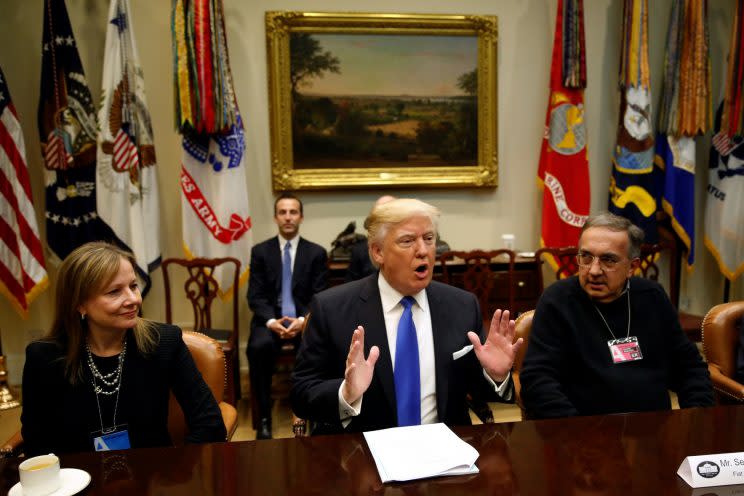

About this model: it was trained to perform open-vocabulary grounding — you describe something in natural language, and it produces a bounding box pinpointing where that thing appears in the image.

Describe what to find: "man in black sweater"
[520,212,713,419]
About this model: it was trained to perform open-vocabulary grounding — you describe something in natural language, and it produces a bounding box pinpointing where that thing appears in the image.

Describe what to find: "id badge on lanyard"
[607,336,643,364]
[92,425,131,451]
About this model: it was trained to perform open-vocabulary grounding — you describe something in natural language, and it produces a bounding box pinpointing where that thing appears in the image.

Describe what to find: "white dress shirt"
[378,274,438,423]
[338,273,511,426]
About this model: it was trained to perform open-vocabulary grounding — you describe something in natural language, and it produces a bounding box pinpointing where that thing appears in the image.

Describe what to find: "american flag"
[712,131,733,156]
[0,66,48,316]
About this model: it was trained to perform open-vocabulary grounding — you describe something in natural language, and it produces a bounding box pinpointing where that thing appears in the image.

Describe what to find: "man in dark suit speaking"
[291,198,521,433]
[248,193,327,438]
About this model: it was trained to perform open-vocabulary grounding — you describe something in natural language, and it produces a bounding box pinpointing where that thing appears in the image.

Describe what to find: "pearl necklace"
[86,340,127,396]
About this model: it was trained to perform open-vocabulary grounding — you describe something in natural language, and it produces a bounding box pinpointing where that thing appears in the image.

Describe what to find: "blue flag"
[655,134,696,266]
[608,0,657,243]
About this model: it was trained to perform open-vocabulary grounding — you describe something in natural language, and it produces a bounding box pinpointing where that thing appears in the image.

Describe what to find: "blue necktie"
[281,241,296,318]
[394,296,420,426]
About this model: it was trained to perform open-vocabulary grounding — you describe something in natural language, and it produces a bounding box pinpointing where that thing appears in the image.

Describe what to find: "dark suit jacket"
[21,324,226,456]
[291,274,504,433]
[247,236,328,329]
[345,239,375,282]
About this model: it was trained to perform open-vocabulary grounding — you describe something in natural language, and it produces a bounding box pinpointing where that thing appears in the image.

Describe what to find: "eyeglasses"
[575,251,624,271]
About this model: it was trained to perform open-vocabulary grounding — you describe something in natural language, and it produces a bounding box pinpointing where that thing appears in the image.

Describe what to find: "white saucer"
[9,468,91,496]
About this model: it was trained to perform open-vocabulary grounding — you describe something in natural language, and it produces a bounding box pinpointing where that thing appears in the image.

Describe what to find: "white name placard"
[678,452,744,488]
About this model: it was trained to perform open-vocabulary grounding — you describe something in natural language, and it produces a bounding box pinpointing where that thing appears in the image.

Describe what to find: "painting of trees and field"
[290,33,479,169]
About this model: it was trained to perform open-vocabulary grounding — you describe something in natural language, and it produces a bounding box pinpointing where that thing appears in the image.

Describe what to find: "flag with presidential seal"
[97,0,161,294]
[172,0,251,293]
[38,0,118,261]
[537,0,590,266]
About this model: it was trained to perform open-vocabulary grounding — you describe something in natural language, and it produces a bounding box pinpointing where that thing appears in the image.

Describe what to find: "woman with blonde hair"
[21,242,225,455]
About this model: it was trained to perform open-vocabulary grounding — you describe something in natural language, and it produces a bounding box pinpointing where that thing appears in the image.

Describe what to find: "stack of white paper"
[363,423,480,483]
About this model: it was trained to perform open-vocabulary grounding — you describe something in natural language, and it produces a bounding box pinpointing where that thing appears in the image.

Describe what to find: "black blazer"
[291,274,501,433]
[21,324,226,456]
[247,236,328,328]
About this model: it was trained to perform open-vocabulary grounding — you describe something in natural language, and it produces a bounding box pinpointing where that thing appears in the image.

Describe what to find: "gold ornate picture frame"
[266,12,498,190]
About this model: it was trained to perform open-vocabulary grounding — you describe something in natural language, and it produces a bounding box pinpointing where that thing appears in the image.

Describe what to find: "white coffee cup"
[502,233,515,250]
[18,453,61,496]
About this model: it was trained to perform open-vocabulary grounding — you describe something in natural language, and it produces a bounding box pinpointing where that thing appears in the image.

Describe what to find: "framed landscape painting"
[266,12,498,190]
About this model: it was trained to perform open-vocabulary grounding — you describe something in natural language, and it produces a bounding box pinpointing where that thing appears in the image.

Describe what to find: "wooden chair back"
[439,249,516,327]
[533,247,579,293]
[161,257,241,404]
[637,243,663,281]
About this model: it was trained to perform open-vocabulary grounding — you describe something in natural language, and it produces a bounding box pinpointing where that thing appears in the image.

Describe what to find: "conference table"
[2,405,743,495]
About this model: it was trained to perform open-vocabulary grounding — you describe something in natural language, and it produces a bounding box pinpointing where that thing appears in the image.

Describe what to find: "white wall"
[0,0,740,384]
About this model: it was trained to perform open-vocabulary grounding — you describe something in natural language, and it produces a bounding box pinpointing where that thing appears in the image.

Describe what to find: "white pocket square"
[452,345,473,360]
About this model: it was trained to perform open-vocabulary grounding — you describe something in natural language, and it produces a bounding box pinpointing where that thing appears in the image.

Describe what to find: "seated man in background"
[292,198,522,434]
[520,212,713,419]
[345,195,395,282]
[247,193,328,439]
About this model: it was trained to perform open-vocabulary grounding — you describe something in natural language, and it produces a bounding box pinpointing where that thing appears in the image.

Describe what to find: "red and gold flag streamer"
[172,0,238,134]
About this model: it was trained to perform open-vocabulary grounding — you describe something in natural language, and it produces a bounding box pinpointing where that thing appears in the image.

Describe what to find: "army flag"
[654,0,712,268]
[609,0,658,242]
[537,0,590,263]
[704,0,744,281]
[173,0,251,293]
[38,0,117,261]
[0,66,48,316]
[97,0,161,293]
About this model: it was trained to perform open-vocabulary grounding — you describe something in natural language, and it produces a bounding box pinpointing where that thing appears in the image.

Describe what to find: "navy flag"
[38,0,116,261]
[608,0,658,243]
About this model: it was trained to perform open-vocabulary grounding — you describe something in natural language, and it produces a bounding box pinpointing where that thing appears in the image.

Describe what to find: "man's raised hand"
[341,326,380,404]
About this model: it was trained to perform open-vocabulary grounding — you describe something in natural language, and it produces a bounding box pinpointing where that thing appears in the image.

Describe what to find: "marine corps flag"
[173,0,251,293]
[537,0,590,263]
[38,0,117,261]
[609,0,657,242]
[98,0,161,293]
[0,66,48,316]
